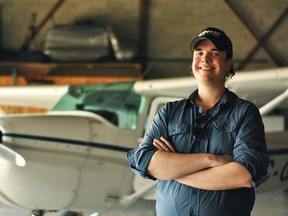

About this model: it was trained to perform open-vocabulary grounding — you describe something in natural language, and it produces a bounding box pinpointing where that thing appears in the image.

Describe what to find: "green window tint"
[51,82,144,130]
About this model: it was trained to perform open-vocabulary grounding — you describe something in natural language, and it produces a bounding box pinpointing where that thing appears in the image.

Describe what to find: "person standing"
[127,27,269,216]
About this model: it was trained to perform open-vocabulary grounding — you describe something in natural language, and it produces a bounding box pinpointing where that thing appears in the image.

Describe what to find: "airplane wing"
[226,67,288,113]
[134,67,288,112]
[0,85,68,110]
[0,67,287,112]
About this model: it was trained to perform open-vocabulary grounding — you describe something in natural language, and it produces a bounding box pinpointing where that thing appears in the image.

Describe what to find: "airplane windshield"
[51,82,144,130]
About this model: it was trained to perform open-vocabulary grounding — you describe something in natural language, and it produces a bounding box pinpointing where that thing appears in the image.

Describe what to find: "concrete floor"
[1,189,287,216]
[252,189,288,216]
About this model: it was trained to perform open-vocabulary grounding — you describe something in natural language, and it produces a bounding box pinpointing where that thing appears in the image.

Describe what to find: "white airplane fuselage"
[0,111,149,213]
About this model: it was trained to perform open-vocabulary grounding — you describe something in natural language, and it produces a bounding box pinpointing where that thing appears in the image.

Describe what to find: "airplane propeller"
[0,143,26,167]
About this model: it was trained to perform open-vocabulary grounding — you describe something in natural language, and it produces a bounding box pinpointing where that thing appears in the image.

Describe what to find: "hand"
[153,136,176,152]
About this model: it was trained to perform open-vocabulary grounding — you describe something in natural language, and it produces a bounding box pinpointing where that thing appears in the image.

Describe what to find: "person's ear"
[226,59,233,72]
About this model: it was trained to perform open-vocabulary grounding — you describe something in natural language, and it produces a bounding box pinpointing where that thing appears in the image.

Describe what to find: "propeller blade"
[0,144,26,167]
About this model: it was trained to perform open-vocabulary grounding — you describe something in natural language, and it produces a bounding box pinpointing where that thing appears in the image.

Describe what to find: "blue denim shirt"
[127,89,269,216]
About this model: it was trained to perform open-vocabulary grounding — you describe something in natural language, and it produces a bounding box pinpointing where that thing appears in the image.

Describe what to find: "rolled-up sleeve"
[126,144,157,180]
[127,104,171,180]
[233,103,270,187]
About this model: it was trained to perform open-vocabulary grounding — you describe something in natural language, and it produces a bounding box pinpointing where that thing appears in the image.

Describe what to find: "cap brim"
[190,37,210,51]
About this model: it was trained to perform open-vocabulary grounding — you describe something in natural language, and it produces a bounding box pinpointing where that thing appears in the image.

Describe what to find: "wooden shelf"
[0,62,142,85]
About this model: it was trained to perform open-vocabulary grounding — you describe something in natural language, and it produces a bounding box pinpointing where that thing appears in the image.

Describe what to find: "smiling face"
[192,40,232,86]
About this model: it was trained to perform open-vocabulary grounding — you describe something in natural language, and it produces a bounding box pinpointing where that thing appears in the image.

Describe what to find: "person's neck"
[196,85,225,110]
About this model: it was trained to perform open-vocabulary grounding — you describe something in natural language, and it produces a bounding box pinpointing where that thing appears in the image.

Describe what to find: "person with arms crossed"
[127,27,269,216]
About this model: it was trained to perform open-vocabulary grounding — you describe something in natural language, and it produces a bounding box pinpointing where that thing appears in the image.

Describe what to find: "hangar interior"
[0,0,287,78]
[0,0,287,125]
[0,1,287,216]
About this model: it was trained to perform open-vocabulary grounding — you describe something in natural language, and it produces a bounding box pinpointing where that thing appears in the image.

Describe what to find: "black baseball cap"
[190,27,233,60]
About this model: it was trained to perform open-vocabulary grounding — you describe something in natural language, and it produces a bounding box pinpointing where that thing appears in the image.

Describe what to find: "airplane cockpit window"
[51,82,144,130]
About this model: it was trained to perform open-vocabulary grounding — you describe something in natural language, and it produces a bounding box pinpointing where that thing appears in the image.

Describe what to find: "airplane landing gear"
[30,209,82,216]
[31,209,45,216]
[60,211,83,216]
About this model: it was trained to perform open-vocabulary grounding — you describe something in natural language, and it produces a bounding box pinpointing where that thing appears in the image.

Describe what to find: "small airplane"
[0,67,287,216]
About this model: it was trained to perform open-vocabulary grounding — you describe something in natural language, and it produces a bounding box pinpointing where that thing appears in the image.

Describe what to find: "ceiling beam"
[224,0,288,70]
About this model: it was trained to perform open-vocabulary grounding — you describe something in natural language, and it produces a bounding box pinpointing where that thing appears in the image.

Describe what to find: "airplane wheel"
[30,209,82,216]
[31,209,45,216]
[60,211,83,216]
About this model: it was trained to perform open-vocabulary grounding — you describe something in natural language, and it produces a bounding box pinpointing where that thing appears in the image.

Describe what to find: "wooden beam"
[224,0,288,70]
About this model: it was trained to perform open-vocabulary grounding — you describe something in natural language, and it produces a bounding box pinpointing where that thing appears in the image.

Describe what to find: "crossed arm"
[147,137,253,190]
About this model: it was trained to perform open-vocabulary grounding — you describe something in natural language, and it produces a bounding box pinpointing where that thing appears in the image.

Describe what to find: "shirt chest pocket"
[209,120,237,154]
[168,122,194,152]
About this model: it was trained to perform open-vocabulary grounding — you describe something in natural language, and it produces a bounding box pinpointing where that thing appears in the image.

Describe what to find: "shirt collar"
[185,88,239,108]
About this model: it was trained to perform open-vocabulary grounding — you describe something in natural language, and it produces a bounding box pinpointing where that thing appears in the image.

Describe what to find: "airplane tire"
[31,209,45,216]
[60,211,83,216]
